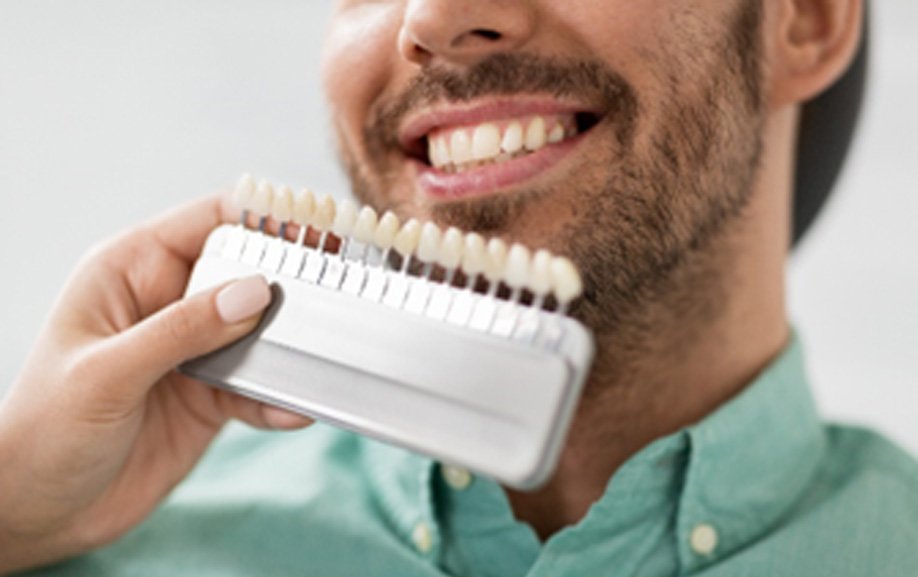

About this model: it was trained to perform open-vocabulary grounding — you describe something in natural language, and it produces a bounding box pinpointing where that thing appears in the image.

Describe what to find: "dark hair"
[793,5,869,245]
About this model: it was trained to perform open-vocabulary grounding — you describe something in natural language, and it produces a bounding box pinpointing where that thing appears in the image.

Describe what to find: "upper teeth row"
[428,115,573,170]
[233,174,583,304]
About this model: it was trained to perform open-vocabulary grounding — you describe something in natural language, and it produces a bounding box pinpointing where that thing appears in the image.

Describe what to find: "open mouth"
[399,101,603,198]
[409,112,600,172]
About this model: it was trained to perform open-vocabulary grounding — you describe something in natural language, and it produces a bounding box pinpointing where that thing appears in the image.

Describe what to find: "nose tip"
[398,1,536,66]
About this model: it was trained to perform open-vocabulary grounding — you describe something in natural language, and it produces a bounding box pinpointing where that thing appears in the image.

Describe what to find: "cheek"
[322,5,402,152]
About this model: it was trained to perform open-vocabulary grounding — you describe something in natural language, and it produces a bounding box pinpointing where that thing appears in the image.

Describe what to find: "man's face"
[323,0,765,334]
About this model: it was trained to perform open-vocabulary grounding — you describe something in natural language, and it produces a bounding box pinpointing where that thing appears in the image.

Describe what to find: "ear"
[767,0,864,108]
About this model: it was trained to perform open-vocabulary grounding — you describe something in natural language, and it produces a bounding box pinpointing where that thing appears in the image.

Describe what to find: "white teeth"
[352,206,379,244]
[253,180,275,217]
[484,238,508,283]
[504,243,532,289]
[393,218,421,257]
[547,123,565,144]
[501,121,524,154]
[550,256,583,305]
[313,194,336,231]
[471,123,501,161]
[450,131,472,165]
[438,227,464,270]
[524,116,547,152]
[294,188,316,226]
[529,249,553,295]
[234,173,256,211]
[461,232,486,275]
[417,222,442,263]
[428,137,448,168]
[332,198,358,237]
[373,211,400,249]
[272,185,295,223]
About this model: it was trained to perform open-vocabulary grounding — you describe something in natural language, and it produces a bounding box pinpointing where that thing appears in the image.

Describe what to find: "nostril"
[472,29,502,41]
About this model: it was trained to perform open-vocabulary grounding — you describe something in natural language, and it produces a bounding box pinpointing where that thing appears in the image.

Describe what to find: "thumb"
[104,275,272,398]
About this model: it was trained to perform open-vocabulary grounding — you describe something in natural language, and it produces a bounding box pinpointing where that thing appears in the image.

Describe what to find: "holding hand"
[0,195,311,574]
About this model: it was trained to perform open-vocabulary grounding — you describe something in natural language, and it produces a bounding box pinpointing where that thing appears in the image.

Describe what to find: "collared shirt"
[20,337,918,576]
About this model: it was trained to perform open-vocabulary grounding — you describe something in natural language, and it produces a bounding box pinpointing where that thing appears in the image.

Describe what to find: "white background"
[1,2,916,455]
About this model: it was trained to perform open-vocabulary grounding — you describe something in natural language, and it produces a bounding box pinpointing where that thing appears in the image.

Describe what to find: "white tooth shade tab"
[416,222,442,263]
[253,180,275,217]
[461,232,486,275]
[530,249,553,296]
[332,198,358,237]
[294,188,316,226]
[524,117,547,151]
[484,238,508,282]
[272,185,295,223]
[313,194,337,231]
[234,173,256,211]
[550,256,583,304]
[501,121,523,154]
[438,227,464,269]
[393,218,422,257]
[450,131,472,165]
[472,123,501,161]
[504,243,532,289]
[374,211,400,249]
[353,206,379,244]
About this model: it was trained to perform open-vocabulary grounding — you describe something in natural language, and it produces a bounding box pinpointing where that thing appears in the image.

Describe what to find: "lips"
[398,98,602,200]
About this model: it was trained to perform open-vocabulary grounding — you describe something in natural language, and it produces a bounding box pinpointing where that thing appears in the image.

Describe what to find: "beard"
[337,2,765,351]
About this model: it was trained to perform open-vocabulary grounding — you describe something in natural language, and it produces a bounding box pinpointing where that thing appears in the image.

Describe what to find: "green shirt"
[21,337,918,576]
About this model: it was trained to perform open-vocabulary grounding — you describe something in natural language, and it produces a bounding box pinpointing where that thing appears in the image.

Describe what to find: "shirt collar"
[365,333,826,574]
[676,333,826,571]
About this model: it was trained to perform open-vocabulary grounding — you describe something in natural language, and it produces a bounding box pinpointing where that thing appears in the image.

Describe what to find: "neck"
[506,108,798,540]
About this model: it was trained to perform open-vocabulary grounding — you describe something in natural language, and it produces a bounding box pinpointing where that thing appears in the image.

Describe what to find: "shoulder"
[772,425,918,575]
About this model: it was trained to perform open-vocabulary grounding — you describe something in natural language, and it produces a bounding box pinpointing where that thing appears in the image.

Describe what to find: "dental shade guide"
[181,174,594,489]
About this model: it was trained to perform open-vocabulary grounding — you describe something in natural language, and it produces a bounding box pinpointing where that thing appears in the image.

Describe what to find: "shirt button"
[441,465,473,490]
[690,523,719,556]
[411,521,433,554]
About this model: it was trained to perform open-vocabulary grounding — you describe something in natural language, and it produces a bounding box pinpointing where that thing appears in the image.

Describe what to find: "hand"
[0,194,312,573]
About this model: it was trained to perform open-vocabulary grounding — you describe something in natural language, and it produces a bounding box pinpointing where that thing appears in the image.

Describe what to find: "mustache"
[365,53,640,152]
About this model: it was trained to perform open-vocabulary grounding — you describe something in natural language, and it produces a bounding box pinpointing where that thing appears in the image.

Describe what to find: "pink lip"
[414,130,587,200]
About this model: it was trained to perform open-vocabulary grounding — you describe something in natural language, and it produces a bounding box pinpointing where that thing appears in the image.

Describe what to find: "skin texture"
[323,0,863,537]
[0,0,864,571]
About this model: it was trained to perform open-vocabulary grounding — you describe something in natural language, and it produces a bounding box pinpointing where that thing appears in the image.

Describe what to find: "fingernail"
[216,275,271,323]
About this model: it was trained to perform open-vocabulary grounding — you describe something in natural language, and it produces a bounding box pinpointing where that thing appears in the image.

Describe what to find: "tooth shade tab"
[253,180,275,217]
[504,243,532,289]
[272,185,295,223]
[427,113,579,171]
[461,232,486,275]
[294,188,316,226]
[438,227,464,269]
[234,173,257,212]
[313,194,337,231]
[417,222,443,263]
[394,218,422,257]
[332,198,358,237]
[530,249,553,295]
[374,211,400,249]
[353,206,379,244]
[484,238,508,282]
[550,256,583,304]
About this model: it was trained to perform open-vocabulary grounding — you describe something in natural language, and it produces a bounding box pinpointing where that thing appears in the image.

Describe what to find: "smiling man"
[2,1,918,576]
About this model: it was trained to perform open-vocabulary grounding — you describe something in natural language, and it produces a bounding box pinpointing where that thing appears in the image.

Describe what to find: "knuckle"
[163,300,200,344]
